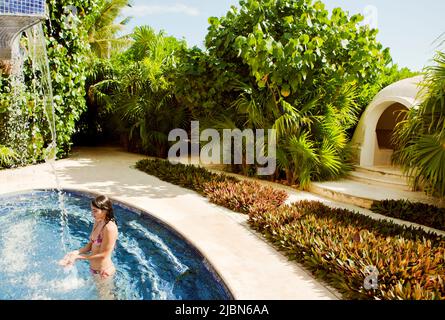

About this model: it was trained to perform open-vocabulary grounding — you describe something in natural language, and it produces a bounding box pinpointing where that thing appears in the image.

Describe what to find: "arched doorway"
[351,76,423,168]
[374,103,408,166]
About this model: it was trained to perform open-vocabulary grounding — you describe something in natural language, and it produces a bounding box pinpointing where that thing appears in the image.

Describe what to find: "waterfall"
[21,22,71,251]
[5,38,29,166]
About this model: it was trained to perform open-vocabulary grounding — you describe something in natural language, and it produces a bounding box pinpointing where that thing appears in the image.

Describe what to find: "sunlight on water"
[127,220,189,274]
[0,220,35,273]
[0,191,231,300]
[118,236,175,300]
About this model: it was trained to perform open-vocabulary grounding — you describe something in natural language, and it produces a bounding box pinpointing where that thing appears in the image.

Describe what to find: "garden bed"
[136,159,445,300]
[371,199,445,232]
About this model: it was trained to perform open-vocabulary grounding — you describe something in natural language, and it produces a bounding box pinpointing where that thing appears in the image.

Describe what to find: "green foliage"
[0,0,105,167]
[135,159,237,194]
[87,0,132,59]
[249,200,445,300]
[45,0,105,157]
[136,156,445,299]
[73,0,132,146]
[88,26,189,156]
[0,145,17,168]
[73,57,121,146]
[393,51,445,197]
[204,180,288,215]
[371,199,445,232]
[175,0,392,187]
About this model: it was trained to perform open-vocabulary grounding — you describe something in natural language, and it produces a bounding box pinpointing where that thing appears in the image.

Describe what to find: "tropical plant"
[135,156,445,300]
[371,199,445,231]
[86,0,133,59]
[249,200,445,300]
[111,26,188,156]
[74,57,121,146]
[392,51,445,197]
[0,145,17,168]
[204,180,288,215]
[176,0,391,188]
[135,159,237,194]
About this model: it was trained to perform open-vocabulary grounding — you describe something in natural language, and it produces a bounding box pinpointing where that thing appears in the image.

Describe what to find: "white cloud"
[122,3,200,17]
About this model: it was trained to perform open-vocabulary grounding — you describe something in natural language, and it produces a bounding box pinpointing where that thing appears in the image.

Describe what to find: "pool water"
[0,190,232,300]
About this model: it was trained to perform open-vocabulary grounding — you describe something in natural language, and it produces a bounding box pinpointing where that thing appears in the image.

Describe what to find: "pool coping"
[0,147,340,300]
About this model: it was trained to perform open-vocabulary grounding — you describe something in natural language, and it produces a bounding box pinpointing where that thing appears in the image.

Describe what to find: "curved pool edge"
[0,147,340,300]
[64,188,236,300]
[1,187,236,300]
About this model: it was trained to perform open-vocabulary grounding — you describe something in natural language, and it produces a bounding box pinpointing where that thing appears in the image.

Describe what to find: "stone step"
[347,171,411,191]
[308,179,438,209]
[354,165,406,179]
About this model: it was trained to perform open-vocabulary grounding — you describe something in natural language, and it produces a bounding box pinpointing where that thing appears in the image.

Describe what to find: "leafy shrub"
[175,0,394,187]
[0,145,17,168]
[249,200,445,300]
[136,158,445,299]
[0,0,104,167]
[392,51,445,197]
[135,159,237,194]
[371,200,445,232]
[204,180,288,215]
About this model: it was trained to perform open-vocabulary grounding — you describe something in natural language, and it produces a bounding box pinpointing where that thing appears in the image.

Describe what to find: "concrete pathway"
[0,147,340,300]
[204,168,445,238]
[309,179,440,209]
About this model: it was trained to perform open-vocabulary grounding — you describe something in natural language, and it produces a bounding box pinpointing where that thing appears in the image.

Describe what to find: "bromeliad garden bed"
[136,159,445,300]
[371,199,445,232]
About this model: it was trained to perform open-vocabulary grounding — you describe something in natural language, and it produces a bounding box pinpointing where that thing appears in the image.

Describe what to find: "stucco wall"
[351,76,423,167]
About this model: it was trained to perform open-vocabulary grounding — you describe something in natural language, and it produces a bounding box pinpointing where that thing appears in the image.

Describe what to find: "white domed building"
[308,76,437,209]
[351,76,423,167]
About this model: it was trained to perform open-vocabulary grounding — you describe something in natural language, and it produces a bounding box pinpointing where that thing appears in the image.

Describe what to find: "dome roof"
[372,75,424,108]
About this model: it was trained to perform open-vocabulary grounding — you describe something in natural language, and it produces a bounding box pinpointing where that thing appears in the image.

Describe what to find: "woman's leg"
[91,267,116,300]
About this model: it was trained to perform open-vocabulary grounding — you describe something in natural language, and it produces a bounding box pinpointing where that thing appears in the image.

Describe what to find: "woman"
[59,195,118,298]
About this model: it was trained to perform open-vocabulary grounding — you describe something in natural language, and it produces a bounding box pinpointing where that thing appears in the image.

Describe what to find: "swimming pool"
[0,190,233,300]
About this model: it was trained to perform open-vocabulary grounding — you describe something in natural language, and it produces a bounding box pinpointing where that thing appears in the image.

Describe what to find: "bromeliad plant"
[249,200,445,300]
[135,158,445,299]
[135,159,238,194]
[371,199,445,232]
[204,180,288,215]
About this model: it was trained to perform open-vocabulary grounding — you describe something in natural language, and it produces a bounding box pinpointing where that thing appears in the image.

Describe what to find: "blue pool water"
[0,190,232,300]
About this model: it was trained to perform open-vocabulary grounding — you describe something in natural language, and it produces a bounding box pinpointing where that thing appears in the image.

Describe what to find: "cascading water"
[24,22,71,252]
[6,38,29,166]
[5,20,72,253]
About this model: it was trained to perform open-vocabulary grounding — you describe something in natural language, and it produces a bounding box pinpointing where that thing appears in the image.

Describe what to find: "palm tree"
[87,0,133,59]
[112,26,188,157]
[393,50,445,197]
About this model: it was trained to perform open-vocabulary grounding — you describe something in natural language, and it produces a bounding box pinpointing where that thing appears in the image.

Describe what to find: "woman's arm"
[72,241,92,255]
[78,224,117,261]
[59,240,92,266]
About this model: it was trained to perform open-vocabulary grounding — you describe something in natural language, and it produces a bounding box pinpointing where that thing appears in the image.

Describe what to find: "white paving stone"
[0,146,340,300]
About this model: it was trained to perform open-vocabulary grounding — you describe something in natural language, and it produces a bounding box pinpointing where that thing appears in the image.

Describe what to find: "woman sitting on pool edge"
[59,195,118,282]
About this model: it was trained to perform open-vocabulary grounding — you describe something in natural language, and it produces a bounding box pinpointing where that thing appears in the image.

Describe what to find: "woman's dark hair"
[91,195,117,225]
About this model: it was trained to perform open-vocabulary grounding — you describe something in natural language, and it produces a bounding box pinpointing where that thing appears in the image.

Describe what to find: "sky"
[120,0,445,72]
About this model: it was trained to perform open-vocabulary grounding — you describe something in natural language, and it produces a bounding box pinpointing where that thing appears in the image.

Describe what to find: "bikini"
[90,223,114,277]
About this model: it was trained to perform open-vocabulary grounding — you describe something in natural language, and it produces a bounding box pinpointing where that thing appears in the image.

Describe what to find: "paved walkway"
[309,179,440,209]
[204,168,445,238]
[0,147,340,300]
